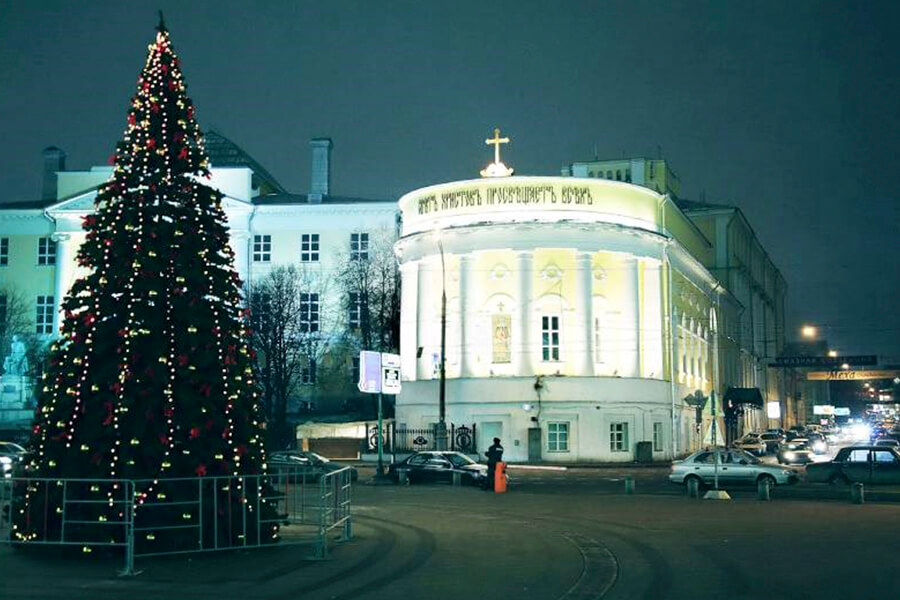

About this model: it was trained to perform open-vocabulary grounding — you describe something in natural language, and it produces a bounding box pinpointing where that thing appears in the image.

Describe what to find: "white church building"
[394,132,734,462]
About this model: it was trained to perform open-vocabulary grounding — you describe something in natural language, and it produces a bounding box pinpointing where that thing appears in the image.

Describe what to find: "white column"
[516,251,534,376]
[575,251,594,376]
[400,260,419,381]
[229,231,250,287]
[51,232,73,335]
[459,254,475,378]
[416,258,434,380]
[618,256,641,377]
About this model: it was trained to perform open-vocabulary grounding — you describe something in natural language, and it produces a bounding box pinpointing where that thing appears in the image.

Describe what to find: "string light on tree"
[13,13,276,548]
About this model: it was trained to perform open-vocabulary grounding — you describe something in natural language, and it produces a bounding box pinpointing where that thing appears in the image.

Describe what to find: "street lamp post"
[436,236,449,450]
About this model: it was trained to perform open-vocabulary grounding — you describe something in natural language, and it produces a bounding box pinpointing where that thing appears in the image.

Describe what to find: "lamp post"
[435,235,449,450]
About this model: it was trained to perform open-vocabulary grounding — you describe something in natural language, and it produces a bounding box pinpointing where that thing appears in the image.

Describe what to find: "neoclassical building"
[394,159,737,462]
[0,133,397,421]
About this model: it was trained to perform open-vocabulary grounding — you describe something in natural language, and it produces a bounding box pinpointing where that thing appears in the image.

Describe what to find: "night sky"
[1,1,897,363]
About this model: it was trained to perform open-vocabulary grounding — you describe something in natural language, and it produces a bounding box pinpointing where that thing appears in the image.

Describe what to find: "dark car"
[267,450,358,481]
[806,446,900,485]
[388,451,490,486]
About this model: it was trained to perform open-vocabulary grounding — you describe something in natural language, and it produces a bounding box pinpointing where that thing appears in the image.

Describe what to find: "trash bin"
[635,441,653,463]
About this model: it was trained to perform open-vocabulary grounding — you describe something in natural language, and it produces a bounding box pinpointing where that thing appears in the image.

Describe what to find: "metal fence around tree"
[368,423,478,455]
[0,466,352,575]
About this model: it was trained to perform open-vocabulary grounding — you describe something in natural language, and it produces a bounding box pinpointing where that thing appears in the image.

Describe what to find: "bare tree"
[334,228,400,354]
[247,265,332,446]
[331,229,400,417]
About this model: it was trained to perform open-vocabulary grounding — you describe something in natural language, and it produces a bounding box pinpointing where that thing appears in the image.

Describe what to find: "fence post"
[315,473,328,559]
[450,424,456,451]
[851,482,865,504]
[120,481,135,577]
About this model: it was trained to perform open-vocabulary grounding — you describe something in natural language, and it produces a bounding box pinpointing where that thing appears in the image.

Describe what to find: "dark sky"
[1,0,898,362]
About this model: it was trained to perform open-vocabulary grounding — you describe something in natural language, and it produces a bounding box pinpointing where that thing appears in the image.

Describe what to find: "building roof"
[204,130,286,195]
[253,193,394,206]
[675,197,735,211]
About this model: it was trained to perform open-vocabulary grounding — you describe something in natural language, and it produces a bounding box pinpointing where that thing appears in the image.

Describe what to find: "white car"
[733,433,766,456]
[874,438,900,451]
[670,448,799,488]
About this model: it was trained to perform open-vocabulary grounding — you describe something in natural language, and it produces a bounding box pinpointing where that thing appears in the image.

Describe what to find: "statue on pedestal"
[3,335,28,377]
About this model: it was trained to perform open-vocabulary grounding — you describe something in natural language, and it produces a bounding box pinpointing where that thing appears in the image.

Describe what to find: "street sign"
[771,355,877,368]
[358,351,402,395]
[358,350,382,393]
[833,407,851,416]
[766,402,781,419]
[813,405,834,415]
[381,352,401,395]
[807,369,900,381]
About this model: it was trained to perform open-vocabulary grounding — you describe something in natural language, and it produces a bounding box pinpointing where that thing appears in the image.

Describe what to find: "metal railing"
[0,466,353,574]
[368,422,478,454]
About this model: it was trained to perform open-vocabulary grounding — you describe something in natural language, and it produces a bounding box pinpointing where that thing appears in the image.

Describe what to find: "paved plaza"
[2,471,899,600]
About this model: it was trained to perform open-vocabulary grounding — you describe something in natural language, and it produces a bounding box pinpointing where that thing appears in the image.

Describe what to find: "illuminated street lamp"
[801,325,818,339]
[827,350,838,358]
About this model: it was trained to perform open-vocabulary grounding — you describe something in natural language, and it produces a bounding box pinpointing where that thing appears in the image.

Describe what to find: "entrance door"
[528,428,542,461]
[480,421,503,458]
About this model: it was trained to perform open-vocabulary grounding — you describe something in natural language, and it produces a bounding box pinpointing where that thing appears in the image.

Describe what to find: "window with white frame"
[610,422,629,452]
[541,315,560,361]
[652,422,663,452]
[300,292,319,333]
[0,237,8,266]
[252,235,271,262]
[301,355,317,385]
[38,237,56,265]
[547,422,569,452]
[350,232,369,261]
[348,291,367,329]
[350,355,360,383]
[36,295,54,334]
[301,234,319,262]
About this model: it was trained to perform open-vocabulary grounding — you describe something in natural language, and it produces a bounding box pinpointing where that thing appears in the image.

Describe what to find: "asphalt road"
[2,465,899,600]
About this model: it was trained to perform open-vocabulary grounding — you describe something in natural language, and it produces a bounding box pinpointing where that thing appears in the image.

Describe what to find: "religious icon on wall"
[492,313,511,363]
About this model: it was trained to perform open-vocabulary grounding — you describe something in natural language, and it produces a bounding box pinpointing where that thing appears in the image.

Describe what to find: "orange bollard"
[494,462,507,493]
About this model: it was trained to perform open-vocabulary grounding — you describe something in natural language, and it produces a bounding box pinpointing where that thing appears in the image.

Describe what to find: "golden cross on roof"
[485,128,510,164]
[480,127,514,178]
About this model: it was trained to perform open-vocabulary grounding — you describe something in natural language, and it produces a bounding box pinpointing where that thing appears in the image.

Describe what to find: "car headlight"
[0,456,12,465]
[782,470,792,475]
[784,451,796,460]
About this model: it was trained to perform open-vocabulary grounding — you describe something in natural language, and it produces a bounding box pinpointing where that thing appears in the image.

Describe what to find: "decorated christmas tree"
[13,15,276,549]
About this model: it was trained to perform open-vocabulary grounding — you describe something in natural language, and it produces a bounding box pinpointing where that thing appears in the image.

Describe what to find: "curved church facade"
[395,175,729,462]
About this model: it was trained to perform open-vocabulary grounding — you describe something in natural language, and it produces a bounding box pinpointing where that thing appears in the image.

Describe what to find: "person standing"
[484,437,504,490]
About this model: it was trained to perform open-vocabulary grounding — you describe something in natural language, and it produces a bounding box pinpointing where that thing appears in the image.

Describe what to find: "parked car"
[806,446,900,485]
[267,450,358,481]
[759,432,783,454]
[873,438,900,451]
[669,448,798,488]
[388,451,492,486]
[733,434,766,456]
[776,439,815,465]
[0,441,27,478]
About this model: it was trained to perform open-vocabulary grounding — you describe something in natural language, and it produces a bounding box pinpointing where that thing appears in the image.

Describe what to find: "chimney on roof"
[42,147,66,201]
[309,138,332,203]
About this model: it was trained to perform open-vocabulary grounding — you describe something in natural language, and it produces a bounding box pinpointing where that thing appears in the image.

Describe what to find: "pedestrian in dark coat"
[485,437,503,490]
